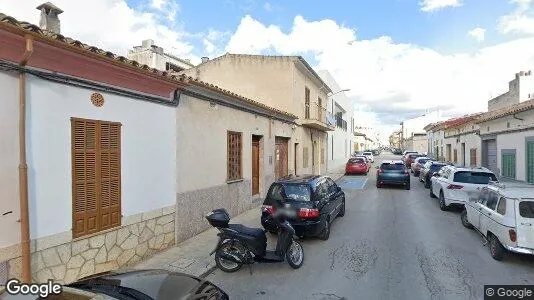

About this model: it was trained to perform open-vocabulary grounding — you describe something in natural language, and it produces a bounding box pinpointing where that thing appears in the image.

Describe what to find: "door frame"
[252,135,262,196]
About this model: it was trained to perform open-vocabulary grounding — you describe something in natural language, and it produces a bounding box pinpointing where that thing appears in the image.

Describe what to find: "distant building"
[389,130,402,149]
[488,71,534,112]
[127,39,195,73]
[405,132,427,154]
[400,109,448,148]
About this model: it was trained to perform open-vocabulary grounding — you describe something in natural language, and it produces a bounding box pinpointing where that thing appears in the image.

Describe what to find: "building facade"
[477,100,534,181]
[180,53,336,177]
[389,130,402,149]
[127,39,195,73]
[488,71,534,112]
[317,70,354,171]
[404,133,428,154]
[401,109,448,149]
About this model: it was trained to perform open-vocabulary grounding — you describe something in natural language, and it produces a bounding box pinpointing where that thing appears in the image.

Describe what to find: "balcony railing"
[302,103,335,131]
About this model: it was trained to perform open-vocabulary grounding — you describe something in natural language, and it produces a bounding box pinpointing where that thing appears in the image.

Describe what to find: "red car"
[345,157,369,175]
[405,153,425,168]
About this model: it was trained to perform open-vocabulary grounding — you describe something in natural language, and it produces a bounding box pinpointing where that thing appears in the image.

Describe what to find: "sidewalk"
[131,168,345,278]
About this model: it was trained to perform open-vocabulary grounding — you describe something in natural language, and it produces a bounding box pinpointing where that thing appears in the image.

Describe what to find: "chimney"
[36,2,63,34]
[201,57,209,63]
[142,39,154,49]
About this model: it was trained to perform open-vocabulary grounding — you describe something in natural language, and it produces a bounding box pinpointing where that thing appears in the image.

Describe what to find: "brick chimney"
[36,2,63,34]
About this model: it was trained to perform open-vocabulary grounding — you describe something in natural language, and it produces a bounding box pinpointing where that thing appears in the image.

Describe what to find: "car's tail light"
[446,184,464,189]
[261,205,275,214]
[298,208,320,219]
[509,229,517,242]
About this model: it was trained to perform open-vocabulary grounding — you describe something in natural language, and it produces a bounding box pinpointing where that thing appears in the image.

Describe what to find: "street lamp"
[328,88,350,97]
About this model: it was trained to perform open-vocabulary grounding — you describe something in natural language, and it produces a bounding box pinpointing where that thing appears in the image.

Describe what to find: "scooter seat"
[228,224,265,238]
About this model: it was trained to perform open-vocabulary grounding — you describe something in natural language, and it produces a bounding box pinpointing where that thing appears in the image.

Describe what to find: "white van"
[462,181,534,260]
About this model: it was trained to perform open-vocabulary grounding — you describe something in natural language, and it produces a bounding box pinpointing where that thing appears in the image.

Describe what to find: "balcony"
[335,113,348,131]
[302,103,336,131]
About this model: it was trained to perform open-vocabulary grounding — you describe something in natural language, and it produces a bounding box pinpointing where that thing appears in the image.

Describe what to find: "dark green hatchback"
[376,160,410,190]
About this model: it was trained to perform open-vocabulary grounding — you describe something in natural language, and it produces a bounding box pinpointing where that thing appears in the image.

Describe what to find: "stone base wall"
[0,205,175,285]
[176,180,262,243]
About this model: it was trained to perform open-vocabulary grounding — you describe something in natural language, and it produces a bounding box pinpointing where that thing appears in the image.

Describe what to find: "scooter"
[205,205,304,273]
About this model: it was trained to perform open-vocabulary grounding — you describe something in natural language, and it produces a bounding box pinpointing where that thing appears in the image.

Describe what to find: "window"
[380,163,404,171]
[317,97,323,120]
[453,171,497,184]
[485,192,499,210]
[501,152,516,179]
[283,184,311,201]
[315,180,328,198]
[519,201,534,218]
[470,149,477,166]
[71,118,121,238]
[266,184,284,203]
[227,131,242,181]
[326,178,338,194]
[496,197,506,215]
[305,87,310,119]
[303,147,309,168]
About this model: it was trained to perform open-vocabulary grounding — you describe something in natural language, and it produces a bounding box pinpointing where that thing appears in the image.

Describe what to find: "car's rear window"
[350,158,365,163]
[519,201,534,218]
[453,171,498,184]
[283,184,311,201]
[363,152,372,155]
[381,163,404,171]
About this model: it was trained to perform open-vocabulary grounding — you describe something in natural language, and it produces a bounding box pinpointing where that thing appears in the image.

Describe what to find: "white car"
[429,165,498,211]
[461,181,534,260]
[362,151,374,163]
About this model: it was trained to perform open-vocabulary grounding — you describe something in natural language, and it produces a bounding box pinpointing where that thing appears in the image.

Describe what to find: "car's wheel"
[338,200,345,217]
[405,182,410,190]
[429,183,436,198]
[489,234,505,261]
[424,177,430,189]
[461,209,473,229]
[286,240,304,269]
[439,191,448,211]
[319,218,330,240]
[215,241,244,272]
[376,183,382,188]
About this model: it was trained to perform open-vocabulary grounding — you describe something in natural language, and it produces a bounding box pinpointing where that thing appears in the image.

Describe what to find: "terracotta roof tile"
[0,12,297,119]
[476,99,534,123]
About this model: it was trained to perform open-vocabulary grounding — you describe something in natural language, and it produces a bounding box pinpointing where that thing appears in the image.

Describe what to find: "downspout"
[18,35,33,283]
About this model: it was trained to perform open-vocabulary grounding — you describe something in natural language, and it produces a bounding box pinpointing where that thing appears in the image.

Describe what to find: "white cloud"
[226,15,534,134]
[498,0,534,35]
[2,0,197,62]
[468,27,486,42]
[151,0,165,9]
[264,2,272,11]
[419,0,462,12]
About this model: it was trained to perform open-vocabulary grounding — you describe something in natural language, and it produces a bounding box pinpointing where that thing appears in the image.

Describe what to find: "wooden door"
[252,139,260,195]
[275,137,288,180]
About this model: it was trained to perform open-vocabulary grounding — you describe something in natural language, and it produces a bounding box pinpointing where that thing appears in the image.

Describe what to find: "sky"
[3,0,534,143]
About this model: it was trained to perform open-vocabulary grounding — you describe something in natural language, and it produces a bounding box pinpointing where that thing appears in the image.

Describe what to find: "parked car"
[371,149,380,156]
[362,151,374,163]
[392,148,403,155]
[345,157,369,175]
[376,160,410,190]
[411,156,432,176]
[419,161,447,188]
[404,153,425,168]
[461,181,534,260]
[261,175,345,240]
[402,150,418,157]
[0,269,230,300]
[429,165,498,211]
[354,155,371,169]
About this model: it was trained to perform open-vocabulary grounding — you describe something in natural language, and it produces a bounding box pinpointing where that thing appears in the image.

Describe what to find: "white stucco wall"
[495,131,533,181]
[26,75,177,239]
[0,72,21,248]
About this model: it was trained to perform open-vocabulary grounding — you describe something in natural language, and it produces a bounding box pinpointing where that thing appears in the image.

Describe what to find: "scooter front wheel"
[215,241,243,272]
[286,240,304,269]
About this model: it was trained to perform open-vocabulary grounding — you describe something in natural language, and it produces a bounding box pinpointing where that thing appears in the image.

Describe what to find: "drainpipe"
[18,35,33,283]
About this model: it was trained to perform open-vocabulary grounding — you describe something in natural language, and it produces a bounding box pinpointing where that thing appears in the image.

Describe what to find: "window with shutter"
[502,152,516,179]
[227,131,242,181]
[71,118,121,239]
[470,149,477,166]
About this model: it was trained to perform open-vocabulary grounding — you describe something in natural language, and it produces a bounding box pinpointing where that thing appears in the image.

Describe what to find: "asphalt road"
[205,152,534,300]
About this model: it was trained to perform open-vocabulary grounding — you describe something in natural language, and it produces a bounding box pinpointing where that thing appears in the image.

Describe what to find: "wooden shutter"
[470,149,477,166]
[72,118,121,239]
[227,132,242,181]
[72,119,99,238]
